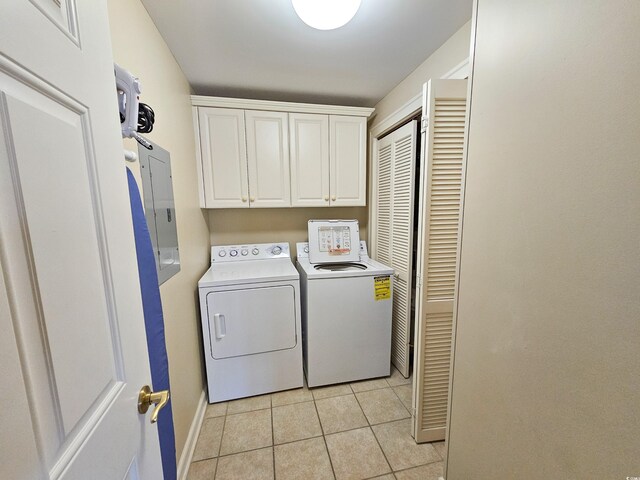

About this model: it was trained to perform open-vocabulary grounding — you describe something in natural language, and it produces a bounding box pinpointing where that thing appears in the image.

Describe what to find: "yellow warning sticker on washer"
[374,276,391,301]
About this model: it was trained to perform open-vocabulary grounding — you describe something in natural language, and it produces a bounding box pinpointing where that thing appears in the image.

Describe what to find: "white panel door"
[198,107,249,208]
[375,121,418,378]
[0,2,162,479]
[330,115,367,206]
[245,110,291,207]
[413,79,467,443]
[289,113,330,207]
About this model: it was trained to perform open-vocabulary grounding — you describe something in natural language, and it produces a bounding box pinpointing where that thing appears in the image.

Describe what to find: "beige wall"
[209,207,367,255]
[371,21,471,129]
[107,0,210,464]
[446,1,640,478]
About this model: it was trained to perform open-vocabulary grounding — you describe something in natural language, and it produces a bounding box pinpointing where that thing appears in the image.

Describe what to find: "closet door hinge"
[421,116,429,132]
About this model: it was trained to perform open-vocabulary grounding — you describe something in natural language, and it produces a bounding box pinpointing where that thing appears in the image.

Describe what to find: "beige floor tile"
[356,388,410,425]
[215,447,274,480]
[368,475,396,479]
[392,384,412,412]
[219,409,272,456]
[192,417,224,461]
[325,427,391,480]
[315,394,368,434]
[187,458,217,480]
[226,394,271,415]
[432,441,446,460]
[350,377,390,393]
[311,383,353,400]
[372,419,440,471]
[386,367,412,387]
[274,437,334,480]
[394,461,443,480]
[205,402,227,418]
[273,401,322,444]
[271,387,313,407]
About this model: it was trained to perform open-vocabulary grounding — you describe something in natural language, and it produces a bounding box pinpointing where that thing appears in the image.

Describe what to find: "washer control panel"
[297,241,368,258]
[211,243,290,263]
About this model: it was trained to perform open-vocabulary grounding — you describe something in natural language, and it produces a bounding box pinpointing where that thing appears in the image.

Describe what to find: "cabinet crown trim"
[191,95,374,117]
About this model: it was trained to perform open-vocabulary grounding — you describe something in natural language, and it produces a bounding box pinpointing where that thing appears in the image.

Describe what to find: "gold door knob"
[138,385,170,424]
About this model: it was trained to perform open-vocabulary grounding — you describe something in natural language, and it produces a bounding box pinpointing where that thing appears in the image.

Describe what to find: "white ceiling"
[140,0,472,107]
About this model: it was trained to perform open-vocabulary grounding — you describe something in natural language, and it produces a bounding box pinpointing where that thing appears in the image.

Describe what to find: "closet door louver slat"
[413,79,468,443]
[374,121,417,378]
[376,143,392,265]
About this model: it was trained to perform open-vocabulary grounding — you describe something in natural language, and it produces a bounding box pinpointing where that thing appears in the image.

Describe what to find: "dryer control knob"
[229,249,238,257]
[272,246,282,256]
[241,249,248,256]
[218,250,227,257]
[252,248,260,256]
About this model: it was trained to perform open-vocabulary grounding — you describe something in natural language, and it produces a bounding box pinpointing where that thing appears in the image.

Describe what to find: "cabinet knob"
[331,196,336,201]
[242,197,247,202]
[324,196,329,201]
[250,197,255,202]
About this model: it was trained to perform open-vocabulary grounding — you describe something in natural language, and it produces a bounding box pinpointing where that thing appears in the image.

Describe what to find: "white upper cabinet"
[290,113,366,207]
[193,97,373,209]
[330,115,367,206]
[245,110,291,208]
[290,113,330,207]
[197,107,249,208]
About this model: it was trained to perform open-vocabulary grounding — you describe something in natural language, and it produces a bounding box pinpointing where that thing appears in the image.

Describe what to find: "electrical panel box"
[138,141,180,284]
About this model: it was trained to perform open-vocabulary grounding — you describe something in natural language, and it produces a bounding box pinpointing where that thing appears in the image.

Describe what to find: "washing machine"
[296,220,394,387]
[198,242,303,402]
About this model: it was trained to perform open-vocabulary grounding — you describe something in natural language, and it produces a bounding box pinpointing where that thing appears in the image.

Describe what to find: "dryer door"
[206,285,297,359]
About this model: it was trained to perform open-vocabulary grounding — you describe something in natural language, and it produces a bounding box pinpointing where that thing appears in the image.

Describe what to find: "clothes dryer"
[198,243,303,402]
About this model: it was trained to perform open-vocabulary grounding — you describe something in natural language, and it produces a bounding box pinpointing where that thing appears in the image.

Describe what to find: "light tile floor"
[187,367,445,480]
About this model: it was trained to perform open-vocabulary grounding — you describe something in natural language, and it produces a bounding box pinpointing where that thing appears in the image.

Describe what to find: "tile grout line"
[389,383,412,416]
[212,405,228,479]
[270,395,276,480]
[352,385,394,476]
[365,374,446,474]
[312,394,338,480]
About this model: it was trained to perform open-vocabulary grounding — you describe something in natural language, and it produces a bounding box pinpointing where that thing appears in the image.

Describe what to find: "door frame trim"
[367,58,469,256]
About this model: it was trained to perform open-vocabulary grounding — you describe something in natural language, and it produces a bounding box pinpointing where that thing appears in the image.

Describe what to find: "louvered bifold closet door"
[375,121,417,378]
[375,142,392,266]
[413,79,468,443]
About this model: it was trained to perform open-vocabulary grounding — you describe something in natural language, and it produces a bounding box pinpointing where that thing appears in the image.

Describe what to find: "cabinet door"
[245,110,291,208]
[289,113,330,207]
[330,115,367,206]
[198,107,249,208]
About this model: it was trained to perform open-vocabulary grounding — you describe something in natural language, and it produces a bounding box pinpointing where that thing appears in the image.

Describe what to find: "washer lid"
[314,263,368,272]
[307,219,361,264]
[296,256,393,279]
[198,258,299,287]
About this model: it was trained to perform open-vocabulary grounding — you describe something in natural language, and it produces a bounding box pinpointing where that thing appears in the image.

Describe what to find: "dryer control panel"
[211,243,290,263]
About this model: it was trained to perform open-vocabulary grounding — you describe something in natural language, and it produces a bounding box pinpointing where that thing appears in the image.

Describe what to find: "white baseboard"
[176,390,207,480]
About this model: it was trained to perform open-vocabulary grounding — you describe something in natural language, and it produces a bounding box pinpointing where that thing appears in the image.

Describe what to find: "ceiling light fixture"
[292,0,362,31]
